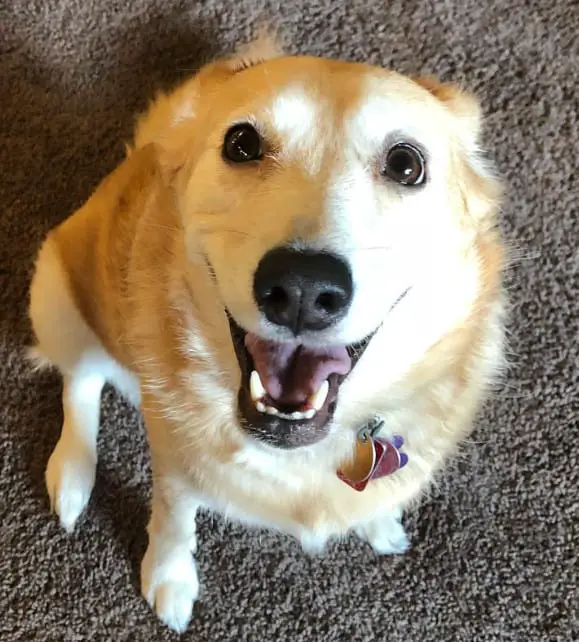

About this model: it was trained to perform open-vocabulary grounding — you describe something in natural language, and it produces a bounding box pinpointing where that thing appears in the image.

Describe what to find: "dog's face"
[162,54,497,449]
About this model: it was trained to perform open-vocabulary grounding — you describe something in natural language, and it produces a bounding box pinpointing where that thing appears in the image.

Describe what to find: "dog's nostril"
[316,291,340,313]
[264,286,289,310]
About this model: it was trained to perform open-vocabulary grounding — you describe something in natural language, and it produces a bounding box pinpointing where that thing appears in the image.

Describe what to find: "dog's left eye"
[223,124,263,163]
[381,142,426,186]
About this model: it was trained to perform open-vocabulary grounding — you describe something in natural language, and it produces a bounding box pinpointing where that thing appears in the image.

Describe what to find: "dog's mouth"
[228,315,374,449]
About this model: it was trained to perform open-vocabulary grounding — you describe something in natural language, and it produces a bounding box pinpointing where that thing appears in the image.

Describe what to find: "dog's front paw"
[299,532,328,556]
[141,544,200,633]
[356,509,410,555]
[45,435,96,533]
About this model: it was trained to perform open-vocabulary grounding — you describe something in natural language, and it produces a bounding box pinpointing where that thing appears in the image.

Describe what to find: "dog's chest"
[194,443,377,537]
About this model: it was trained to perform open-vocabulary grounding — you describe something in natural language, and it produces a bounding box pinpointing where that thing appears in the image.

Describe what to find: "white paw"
[141,544,199,633]
[189,533,198,554]
[357,512,410,555]
[45,435,96,533]
[300,532,327,556]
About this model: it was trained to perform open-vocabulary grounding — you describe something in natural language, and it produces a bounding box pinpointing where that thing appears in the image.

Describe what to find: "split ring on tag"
[337,434,408,492]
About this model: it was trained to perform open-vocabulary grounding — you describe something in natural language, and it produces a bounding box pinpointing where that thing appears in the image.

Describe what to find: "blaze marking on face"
[267,86,326,174]
[345,76,442,167]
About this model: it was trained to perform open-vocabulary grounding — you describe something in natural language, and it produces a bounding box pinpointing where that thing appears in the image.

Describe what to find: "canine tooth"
[303,408,316,420]
[256,400,266,413]
[309,380,329,411]
[265,405,279,416]
[250,370,266,401]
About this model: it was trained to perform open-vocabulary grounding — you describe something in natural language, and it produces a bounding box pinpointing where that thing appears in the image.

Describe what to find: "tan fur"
[28,41,505,631]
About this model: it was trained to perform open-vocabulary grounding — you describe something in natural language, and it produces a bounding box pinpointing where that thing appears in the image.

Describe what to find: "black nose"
[253,248,353,334]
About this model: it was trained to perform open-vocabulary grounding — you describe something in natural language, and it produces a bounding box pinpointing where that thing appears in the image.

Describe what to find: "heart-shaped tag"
[337,434,408,492]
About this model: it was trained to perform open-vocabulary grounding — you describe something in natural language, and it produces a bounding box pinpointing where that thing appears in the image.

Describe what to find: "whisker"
[197,227,257,240]
[142,222,181,234]
[355,245,394,253]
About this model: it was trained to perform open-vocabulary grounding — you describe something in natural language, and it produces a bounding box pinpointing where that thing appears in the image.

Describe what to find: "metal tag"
[337,434,408,492]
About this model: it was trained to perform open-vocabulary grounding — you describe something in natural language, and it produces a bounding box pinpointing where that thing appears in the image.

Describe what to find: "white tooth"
[290,411,304,420]
[250,370,266,401]
[303,408,316,419]
[265,405,279,416]
[309,380,329,411]
[256,400,266,413]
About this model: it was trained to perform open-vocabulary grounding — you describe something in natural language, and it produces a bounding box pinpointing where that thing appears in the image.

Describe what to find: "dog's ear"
[131,32,283,172]
[415,76,501,226]
[184,30,284,91]
[226,30,284,72]
[414,76,482,150]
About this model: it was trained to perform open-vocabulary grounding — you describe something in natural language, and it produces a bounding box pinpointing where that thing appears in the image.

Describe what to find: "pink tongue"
[245,334,352,405]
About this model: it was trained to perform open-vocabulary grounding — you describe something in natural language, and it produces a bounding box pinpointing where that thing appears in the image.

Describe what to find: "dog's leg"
[355,507,410,555]
[45,371,105,532]
[141,478,200,634]
[30,239,107,532]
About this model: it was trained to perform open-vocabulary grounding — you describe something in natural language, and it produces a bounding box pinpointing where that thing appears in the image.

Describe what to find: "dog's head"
[137,41,500,450]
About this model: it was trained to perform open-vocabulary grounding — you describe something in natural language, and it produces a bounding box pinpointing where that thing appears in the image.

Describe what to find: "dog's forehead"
[266,86,321,149]
[244,66,446,170]
[344,75,446,158]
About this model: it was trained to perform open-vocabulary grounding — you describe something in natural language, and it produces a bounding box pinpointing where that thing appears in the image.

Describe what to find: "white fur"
[142,481,200,633]
[346,79,447,167]
[267,86,325,174]
[356,508,410,555]
[172,101,195,126]
[45,373,103,531]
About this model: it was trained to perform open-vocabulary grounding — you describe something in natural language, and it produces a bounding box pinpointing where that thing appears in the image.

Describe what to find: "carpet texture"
[1,1,577,640]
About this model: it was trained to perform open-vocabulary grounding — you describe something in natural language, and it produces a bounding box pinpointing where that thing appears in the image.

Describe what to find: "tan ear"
[414,76,482,149]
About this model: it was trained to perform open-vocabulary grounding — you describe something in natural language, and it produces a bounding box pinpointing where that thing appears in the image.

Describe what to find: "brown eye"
[223,124,262,163]
[382,143,426,186]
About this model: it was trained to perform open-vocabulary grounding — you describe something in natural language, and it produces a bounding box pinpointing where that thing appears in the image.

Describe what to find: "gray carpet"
[1,1,577,640]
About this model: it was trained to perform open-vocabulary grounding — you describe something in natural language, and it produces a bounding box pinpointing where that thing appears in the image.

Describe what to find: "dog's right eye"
[223,124,263,163]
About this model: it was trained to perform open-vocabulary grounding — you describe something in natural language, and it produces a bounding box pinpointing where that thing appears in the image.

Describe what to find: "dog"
[28,37,505,632]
